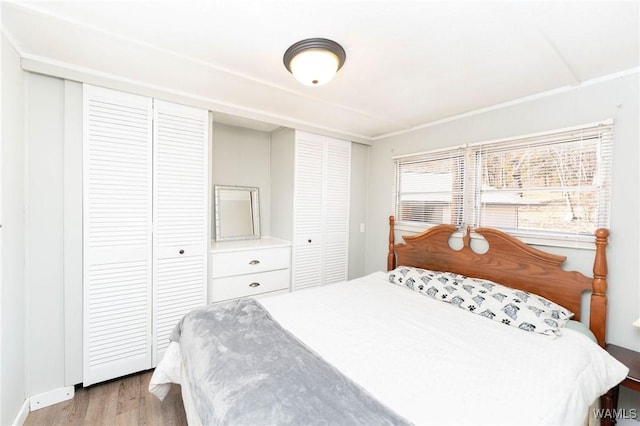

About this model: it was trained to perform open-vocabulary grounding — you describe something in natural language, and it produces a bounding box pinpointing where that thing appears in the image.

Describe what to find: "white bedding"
[149,341,204,425]
[151,271,627,425]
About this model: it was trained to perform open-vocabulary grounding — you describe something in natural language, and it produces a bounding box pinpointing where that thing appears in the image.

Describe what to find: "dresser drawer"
[210,246,291,278]
[210,269,290,302]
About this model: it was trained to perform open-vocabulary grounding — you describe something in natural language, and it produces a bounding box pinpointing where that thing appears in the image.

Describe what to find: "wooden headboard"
[386,216,610,347]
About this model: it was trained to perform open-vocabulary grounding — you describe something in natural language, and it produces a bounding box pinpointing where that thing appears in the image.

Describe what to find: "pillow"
[388,266,574,336]
[565,320,597,343]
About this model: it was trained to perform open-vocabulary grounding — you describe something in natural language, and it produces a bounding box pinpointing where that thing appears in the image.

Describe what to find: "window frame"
[393,120,614,249]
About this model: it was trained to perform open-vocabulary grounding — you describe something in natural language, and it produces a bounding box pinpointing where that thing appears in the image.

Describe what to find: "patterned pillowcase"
[388,266,574,336]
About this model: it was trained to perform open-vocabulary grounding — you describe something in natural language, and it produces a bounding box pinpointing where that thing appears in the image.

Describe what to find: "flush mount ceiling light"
[283,38,346,87]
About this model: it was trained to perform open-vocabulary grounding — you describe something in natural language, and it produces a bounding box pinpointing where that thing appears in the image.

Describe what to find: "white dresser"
[209,237,292,303]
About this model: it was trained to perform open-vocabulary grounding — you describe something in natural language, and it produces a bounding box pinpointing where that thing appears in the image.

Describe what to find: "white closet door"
[323,138,351,284]
[152,100,208,365]
[83,85,153,386]
[292,133,324,289]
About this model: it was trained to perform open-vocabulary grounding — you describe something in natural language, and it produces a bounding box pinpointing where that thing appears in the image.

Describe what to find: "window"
[395,147,465,225]
[394,120,613,245]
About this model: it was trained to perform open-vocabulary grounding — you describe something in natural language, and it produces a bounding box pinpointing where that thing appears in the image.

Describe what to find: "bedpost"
[387,216,396,271]
[590,228,609,348]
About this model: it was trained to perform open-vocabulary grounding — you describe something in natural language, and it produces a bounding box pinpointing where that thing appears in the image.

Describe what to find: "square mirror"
[214,185,260,241]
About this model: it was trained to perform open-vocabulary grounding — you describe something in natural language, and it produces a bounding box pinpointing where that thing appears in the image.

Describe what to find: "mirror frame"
[213,185,261,241]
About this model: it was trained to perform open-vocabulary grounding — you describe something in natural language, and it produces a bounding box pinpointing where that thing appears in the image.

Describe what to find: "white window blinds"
[395,147,466,226]
[471,122,613,237]
[394,120,613,243]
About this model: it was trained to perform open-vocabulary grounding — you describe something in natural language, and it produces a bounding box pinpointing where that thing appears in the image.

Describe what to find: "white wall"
[1,33,27,425]
[269,128,295,242]
[25,73,67,396]
[212,123,272,237]
[62,81,83,386]
[366,73,640,350]
[349,142,369,279]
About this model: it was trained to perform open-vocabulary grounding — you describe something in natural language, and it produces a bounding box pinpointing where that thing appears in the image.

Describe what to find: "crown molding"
[19,53,373,144]
[372,67,640,141]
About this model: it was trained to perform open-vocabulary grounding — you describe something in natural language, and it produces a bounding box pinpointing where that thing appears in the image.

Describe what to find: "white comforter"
[151,271,627,425]
[259,272,627,426]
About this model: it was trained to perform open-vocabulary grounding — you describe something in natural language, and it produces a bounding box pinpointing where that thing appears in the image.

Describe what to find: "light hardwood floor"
[24,370,187,426]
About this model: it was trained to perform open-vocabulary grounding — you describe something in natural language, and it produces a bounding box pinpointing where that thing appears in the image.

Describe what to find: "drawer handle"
[249,282,261,288]
[249,260,260,265]
[179,249,185,255]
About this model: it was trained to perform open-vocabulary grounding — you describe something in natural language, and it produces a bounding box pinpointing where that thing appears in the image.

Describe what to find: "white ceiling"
[2,0,639,142]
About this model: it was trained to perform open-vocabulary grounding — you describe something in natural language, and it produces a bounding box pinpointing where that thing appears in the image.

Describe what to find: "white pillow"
[388,266,574,336]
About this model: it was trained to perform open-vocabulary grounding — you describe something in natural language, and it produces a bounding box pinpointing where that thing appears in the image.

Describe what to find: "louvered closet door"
[323,138,351,284]
[152,100,208,365]
[83,85,153,386]
[292,133,324,289]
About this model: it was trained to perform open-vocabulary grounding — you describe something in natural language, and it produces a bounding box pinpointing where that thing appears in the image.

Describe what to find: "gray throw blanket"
[171,298,412,426]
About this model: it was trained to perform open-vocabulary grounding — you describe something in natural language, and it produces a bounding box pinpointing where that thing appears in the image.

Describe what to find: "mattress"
[151,271,628,425]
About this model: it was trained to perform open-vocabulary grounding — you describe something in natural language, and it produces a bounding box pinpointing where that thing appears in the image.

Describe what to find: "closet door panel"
[323,138,351,284]
[324,138,351,236]
[290,132,351,289]
[292,135,324,289]
[154,254,205,358]
[293,136,324,237]
[292,239,323,289]
[83,85,153,386]
[152,100,208,364]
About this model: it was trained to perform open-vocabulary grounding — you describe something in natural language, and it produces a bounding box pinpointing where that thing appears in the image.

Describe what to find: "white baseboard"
[12,399,29,426]
[29,386,74,411]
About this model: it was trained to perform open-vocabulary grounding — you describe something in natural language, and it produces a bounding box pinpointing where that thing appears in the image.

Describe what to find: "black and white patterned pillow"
[388,266,574,336]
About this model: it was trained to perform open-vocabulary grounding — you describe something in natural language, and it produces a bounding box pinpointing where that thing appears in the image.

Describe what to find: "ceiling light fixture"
[283,38,346,87]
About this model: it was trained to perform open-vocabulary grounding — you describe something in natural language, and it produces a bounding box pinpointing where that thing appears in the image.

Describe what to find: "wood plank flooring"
[24,370,187,426]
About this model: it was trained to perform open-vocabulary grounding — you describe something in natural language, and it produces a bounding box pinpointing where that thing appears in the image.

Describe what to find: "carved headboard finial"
[463,225,471,248]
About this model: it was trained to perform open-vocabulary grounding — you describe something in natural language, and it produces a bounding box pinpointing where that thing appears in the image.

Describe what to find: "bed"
[149,217,628,425]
